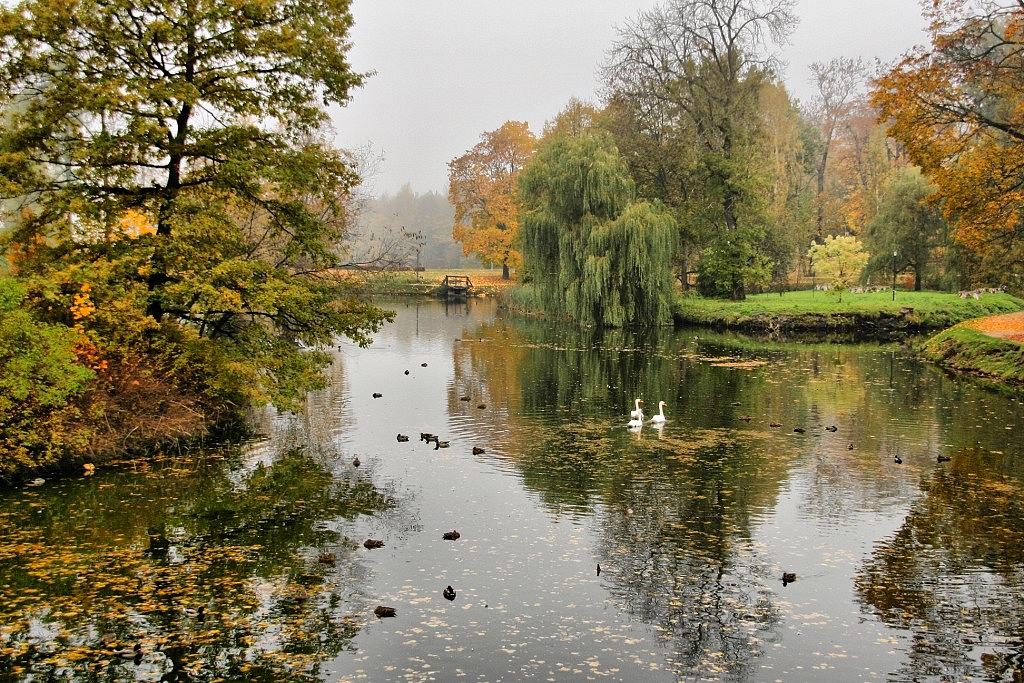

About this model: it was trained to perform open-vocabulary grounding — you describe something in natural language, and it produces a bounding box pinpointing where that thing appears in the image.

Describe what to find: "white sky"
[330,0,929,195]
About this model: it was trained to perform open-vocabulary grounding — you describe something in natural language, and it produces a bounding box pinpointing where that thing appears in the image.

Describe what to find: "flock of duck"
[358,372,957,619]
[360,362,482,619]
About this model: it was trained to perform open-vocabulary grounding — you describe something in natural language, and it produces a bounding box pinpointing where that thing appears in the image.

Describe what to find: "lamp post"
[892,251,898,301]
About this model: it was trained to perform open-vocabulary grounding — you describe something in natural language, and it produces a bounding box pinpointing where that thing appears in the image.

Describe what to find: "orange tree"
[448,121,536,279]
[873,0,1024,286]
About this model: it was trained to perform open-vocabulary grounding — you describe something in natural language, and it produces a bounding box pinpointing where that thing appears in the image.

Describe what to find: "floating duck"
[318,553,336,565]
[442,530,461,541]
[731,401,741,406]
[421,362,428,367]
[113,643,142,659]
[848,443,855,450]
[477,404,487,409]
[374,605,396,618]
[793,427,806,434]
[420,432,435,441]
[894,455,903,464]
[442,585,456,601]
[183,605,205,621]
[460,396,471,401]
[472,446,486,455]
[372,393,383,399]
[769,422,782,428]
[738,415,752,422]
[404,370,410,375]
[825,425,838,432]
[436,440,450,449]
[363,539,384,549]
[937,454,951,463]
[782,572,797,586]
[26,478,45,487]
[352,457,361,467]
[397,434,409,442]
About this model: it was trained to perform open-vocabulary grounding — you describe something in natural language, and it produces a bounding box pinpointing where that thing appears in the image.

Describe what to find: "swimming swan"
[627,416,644,429]
[630,399,645,421]
[649,401,667,424]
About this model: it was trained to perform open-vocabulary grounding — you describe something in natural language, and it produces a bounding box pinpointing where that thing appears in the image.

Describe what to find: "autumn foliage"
[448,121,536,279]
[873,0,1024,283]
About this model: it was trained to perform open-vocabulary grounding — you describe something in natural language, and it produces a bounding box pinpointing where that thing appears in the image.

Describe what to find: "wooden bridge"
[442,275,473,298]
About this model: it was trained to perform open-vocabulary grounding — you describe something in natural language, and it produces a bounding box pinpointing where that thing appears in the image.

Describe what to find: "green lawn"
[674,290,1024,331]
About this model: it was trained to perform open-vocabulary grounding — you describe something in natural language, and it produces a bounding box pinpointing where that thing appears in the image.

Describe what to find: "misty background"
[333,0,928,268]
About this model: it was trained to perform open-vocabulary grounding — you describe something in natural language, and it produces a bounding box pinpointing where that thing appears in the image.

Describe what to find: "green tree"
[518,128,677,327]
[604,0,797,299]
[0,0,389,415]
[866,167,949,291]
[807,235,869,301]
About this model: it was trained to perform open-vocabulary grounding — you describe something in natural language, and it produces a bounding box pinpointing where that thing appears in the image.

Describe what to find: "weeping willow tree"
[519,130,677,327]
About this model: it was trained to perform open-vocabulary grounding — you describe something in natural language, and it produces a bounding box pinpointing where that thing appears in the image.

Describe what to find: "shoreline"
[921,322,1024,389]
[671,291,1024,336]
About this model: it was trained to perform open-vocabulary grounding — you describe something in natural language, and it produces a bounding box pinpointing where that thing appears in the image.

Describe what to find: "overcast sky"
[330,0,928,196]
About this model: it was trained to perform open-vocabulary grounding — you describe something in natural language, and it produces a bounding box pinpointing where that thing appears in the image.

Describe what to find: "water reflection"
[3,299,1024,682]
[856,447,1024,682]
[0,430,393,681]
[452,305,1024,681]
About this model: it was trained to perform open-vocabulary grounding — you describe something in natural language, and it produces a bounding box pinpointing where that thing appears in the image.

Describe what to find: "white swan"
[649,401,667,424]
[627,415,644,429]
[630,398,645,421]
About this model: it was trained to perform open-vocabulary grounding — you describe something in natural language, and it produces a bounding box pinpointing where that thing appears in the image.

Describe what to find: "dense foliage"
[873,0,1024,288]
[0,0,390,477]
[808,236,869,301]
[0,279,92,477]
[518,128,677,327]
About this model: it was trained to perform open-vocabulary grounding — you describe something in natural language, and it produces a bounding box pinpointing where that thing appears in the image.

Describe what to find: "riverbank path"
[967,311,1024,342]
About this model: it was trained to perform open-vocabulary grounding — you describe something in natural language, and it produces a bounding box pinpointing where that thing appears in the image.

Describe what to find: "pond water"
[3,299,1024,682]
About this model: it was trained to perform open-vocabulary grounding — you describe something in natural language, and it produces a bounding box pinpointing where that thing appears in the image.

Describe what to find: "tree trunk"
[914,266,922,291]
[501,261,510,280]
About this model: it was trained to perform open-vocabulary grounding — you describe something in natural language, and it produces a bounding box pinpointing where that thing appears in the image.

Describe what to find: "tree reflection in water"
[454,318,794,679]
[856,447,1024,682]
[0,437,394,681]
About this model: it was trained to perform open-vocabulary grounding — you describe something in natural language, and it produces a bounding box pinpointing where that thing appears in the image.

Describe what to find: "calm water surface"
[2,299,1024,682]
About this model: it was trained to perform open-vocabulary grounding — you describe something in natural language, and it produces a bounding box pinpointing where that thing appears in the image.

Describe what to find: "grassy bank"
[921,324,1024,386]
[673,290,1024,334]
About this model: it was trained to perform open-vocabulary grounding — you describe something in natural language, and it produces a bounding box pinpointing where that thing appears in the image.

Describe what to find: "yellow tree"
[448,121,536,279]
[873,0,1024,284]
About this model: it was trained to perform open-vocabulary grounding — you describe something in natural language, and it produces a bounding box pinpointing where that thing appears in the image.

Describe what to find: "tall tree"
[518,128,677,328]
[873,0,1024,286]
[807,57,867,238]
[604,0,797,299]
[0,0,390,411]
[865,167,949,291]
[448,121,536,279]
